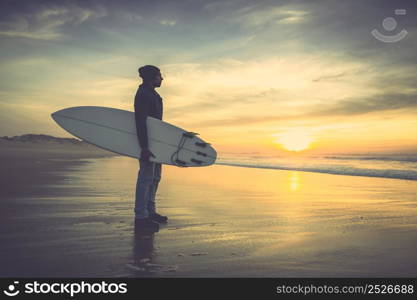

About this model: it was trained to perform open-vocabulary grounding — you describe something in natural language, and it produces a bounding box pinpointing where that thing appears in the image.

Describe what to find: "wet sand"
[1,144,417,277]
[0,140,118,198]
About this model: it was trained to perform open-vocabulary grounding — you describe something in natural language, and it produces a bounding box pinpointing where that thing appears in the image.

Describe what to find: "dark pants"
[134,160,162,219]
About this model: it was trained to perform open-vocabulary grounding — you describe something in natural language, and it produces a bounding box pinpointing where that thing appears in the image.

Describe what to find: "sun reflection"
[289,171,300,191]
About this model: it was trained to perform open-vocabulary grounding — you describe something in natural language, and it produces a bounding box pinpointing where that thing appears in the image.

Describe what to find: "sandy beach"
[1,141,417,277]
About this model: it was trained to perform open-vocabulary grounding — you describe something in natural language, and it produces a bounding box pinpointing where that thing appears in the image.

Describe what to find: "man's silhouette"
[134,65,167,231]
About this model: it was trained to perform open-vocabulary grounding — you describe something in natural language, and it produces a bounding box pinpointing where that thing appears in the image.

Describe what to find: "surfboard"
[51,106,217,167]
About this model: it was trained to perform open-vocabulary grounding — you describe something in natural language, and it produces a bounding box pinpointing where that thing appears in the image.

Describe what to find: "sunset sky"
[0,0,416,155]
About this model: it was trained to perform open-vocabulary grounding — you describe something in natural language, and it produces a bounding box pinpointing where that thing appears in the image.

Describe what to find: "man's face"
[153,72,163,88]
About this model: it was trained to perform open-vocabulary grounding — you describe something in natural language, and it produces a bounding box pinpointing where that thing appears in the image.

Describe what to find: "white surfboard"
[51,106,217,167]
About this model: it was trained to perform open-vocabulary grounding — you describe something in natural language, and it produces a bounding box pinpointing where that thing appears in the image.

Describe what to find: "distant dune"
[0,134,120,159]
[1,134,89,145]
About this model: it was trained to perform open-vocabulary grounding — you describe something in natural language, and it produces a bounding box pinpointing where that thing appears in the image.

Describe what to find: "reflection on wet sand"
[127,229,156,276]
[128,225,178,276]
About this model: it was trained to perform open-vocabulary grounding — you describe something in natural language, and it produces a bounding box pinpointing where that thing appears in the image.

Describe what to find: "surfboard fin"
[195,142,210,148]
[175,159,187,166]
[196,151,207,157]
[191,159,203,165]
[183,132,199,138]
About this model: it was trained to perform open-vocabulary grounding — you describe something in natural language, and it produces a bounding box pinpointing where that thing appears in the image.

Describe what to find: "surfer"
[134,65,167,231]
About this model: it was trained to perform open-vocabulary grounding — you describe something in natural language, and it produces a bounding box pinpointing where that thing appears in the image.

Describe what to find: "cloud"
[312,72,348,82]
[167,88,286,118]
[161,55,372,122]
[159,19,177,26]
[0,4,107,40]
[185,91,417,129]
[229,4,309,28]
[316,92,417,116]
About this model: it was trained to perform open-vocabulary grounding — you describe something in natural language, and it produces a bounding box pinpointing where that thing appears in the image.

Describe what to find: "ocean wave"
[215,161,417,181]
[323,155,417,163]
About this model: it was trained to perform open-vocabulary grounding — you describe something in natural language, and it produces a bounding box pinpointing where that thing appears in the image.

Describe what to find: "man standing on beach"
[134,65,168,231]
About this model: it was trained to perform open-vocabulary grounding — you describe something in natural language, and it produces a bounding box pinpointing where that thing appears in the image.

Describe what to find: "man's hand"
[140,148,156,161]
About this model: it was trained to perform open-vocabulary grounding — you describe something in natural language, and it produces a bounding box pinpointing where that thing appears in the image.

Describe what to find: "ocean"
[216,154,417,181]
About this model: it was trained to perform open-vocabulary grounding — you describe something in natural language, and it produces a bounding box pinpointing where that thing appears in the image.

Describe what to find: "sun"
[275,131,314,152]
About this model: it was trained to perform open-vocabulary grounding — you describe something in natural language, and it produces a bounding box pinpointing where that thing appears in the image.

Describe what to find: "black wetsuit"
[134,83,163,149]
[133,83,164,220]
